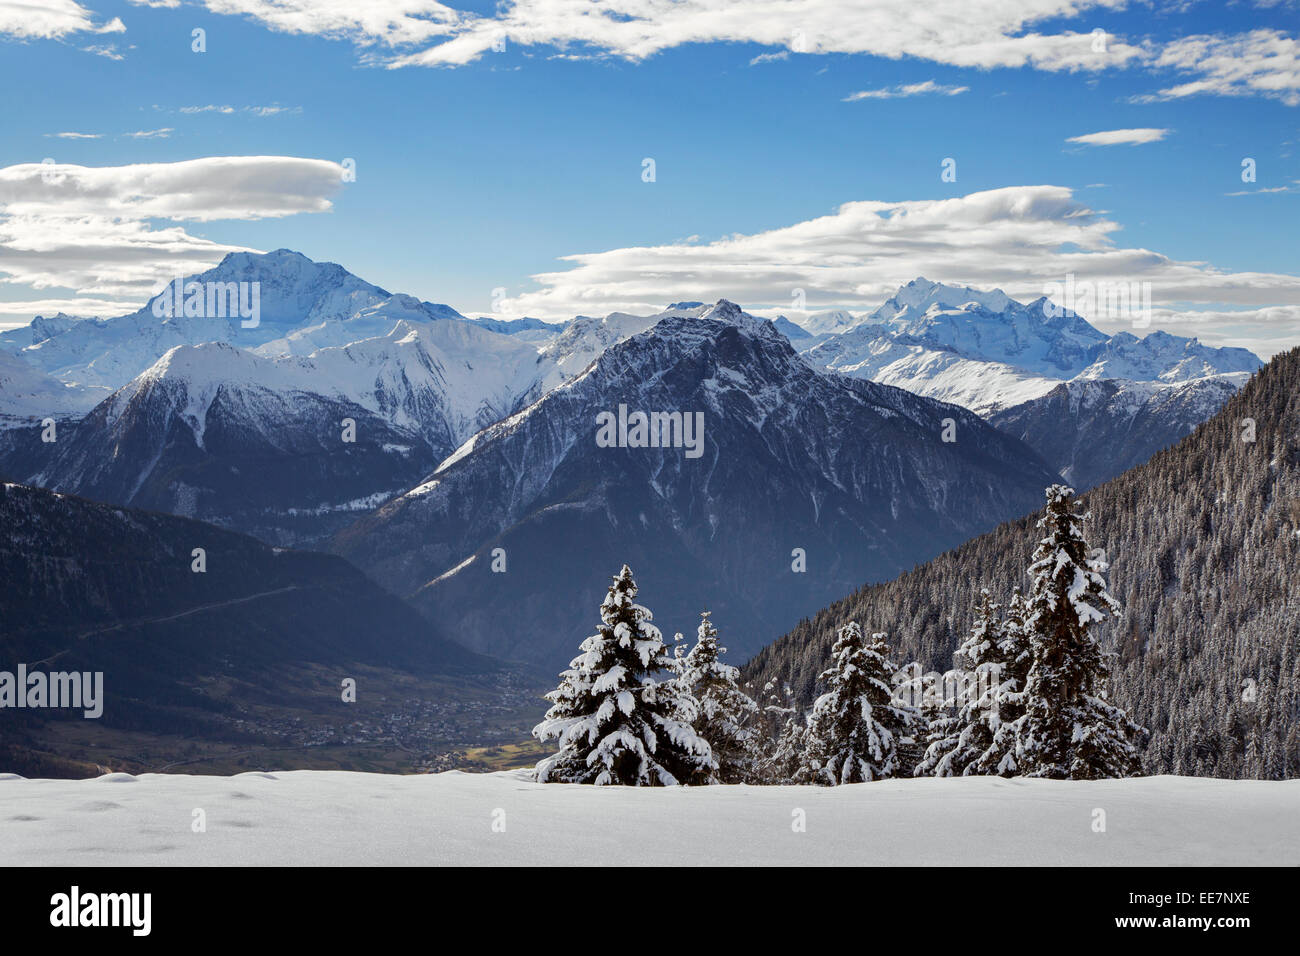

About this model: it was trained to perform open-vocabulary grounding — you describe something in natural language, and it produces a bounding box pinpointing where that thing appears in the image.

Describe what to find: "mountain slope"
[334,302,1061,669]
[990,375,1244,490]
[0,478,501,749]
[744,350,1300,778]
[0,480,524,776]
[7,342,440,545]
[0,349,101,421]
[0,480,486,671]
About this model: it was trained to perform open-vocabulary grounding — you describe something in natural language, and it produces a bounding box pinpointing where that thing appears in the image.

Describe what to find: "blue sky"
[2,0,1299,355]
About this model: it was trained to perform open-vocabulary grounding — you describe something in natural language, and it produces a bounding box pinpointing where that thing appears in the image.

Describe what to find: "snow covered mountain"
[0,349,99,422]
[9,341,437,545]
[4,315,557,545]
[334,301,1060,669]
[795,309,858,337]
[794,278,1262,416]
[989,375,1245,490]
[0,253,1261,565]
[0,252,570,543]
[0,250,398,390]
[1076,330,1262,382]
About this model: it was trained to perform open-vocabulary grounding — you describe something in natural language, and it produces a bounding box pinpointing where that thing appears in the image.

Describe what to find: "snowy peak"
[804,278,1264,415]
[700,298,745,323]
[875,277,1014,320]
[866,278,1108,377]
[143,248,392,332]
[787,309,858,336]
[0,250,482,393]
[539,298,773,383]
[1078,330,1263,383]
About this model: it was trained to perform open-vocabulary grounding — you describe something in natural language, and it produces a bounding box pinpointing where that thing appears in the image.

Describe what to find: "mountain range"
[0,251,1265,671]
[791,277,1259,417]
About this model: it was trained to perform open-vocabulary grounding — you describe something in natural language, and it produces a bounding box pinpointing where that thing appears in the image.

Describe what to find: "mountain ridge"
[333,304,1062,668]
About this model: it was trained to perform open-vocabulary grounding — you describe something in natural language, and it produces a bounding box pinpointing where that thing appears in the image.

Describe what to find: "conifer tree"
[765,713,812,784]
[970,586,1031,776]
[801,621,917,784]
[1014,486,1143,779]
[892,661,935,777]
[915,590,1005,776]
[678,612,759,784]
[911,685,957,777]
[752,683,809,784]
[533,565,714,785]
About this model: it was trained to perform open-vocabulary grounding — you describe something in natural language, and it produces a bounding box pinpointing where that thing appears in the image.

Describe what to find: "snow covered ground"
[2,770,1296,866]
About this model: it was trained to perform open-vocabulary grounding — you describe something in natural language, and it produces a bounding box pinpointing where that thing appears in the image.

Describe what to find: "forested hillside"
[745,347,1300,778]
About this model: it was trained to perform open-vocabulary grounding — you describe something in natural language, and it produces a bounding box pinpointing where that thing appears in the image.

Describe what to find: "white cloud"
[202,0,1147,72]
[1224,185,1295,196]
[1066,127,1170,146]
[1138,30,1300,107]
[491,185,1300,356]
[11,2,1296,107]
[0,294,151,326]
[46,132,102,140]
[187,2,1300,107]
[123,127,174,139]
[175,104,301,116]
[844,80,968,101]
[81,43,124,59]
[0,156,346,311]
[0,0,114,39]
[203,0,464,47]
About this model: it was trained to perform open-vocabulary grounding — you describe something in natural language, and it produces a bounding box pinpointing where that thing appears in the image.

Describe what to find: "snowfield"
[2,770,1296,866]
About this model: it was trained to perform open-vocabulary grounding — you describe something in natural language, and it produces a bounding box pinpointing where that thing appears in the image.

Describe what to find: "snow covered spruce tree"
[750,682,810,784]
[678,611,759,784]
[801,621,917,784]
[532,565,715,785]
[1015,486,1143,779]
[914,590,1006,777]
[763,714,812,784]
[968,587,1032,776]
